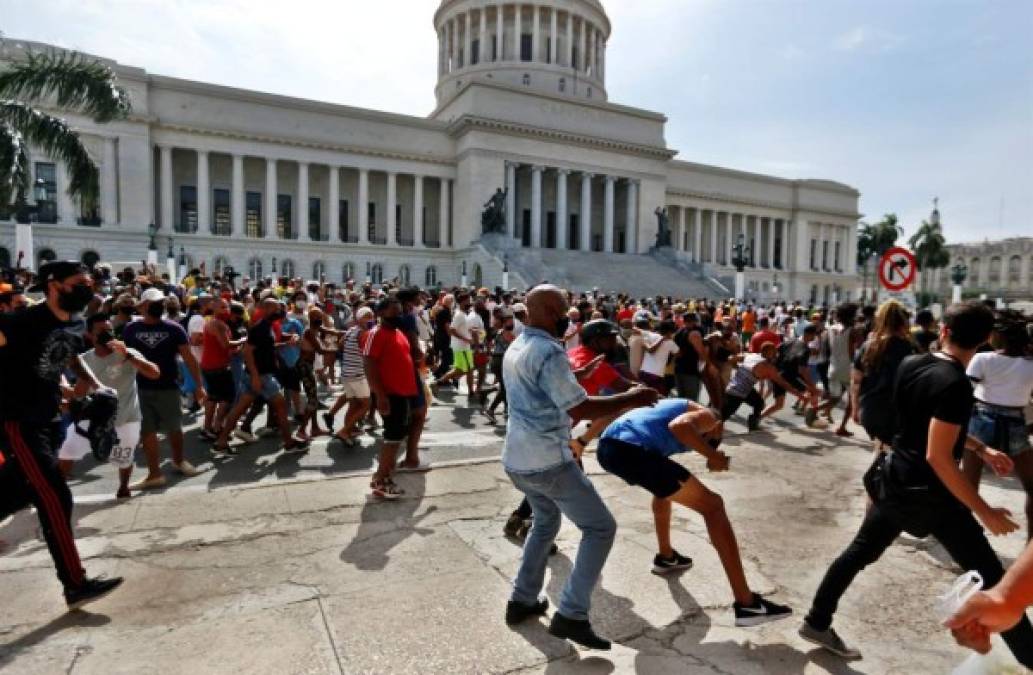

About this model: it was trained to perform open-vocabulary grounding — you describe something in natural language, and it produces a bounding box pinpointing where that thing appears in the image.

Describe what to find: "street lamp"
[147,222,159,265]
[272,256,278,275]
[166,238,177,283]
[14,177,48,224]
[502,254,510,291]
[461,260,468,288]
[178,246,187,282]
[950,262,968,304]
[730,234,750,301]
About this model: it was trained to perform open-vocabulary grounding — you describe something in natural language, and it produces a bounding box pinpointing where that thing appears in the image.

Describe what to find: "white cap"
[511,303,527,313]
[140,287,165,303]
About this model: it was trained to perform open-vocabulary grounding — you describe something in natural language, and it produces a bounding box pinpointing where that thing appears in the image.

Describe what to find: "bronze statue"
[481,188,508,234]
[654,207,672,248]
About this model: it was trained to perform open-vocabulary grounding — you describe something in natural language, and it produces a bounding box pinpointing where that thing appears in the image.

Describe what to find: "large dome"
[433,1,611,108]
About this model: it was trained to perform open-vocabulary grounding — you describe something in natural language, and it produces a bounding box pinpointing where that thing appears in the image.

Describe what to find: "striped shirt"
[341,327,368,380]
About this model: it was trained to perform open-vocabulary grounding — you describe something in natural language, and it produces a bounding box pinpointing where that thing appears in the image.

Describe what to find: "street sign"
[878,246,917,292]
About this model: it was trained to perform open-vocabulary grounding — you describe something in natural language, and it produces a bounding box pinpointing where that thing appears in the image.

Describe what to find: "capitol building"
[1,0,861,302]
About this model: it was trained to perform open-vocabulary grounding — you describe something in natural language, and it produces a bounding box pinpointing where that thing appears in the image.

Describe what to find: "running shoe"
[321,412,335,432]
[371,478,404,500]
[173,460,201,477]
[65,575,124,610]
[233,428,258,443]
[258,426,280,438]
[198,428,217,441]
[652,550,694,576]
[503,513,525,538]
[798,622,861,659]
[733,594,793,627]
[747,413,761,431]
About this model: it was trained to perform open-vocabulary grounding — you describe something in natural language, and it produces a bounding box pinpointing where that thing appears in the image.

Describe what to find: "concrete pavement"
[1,413,1030,673]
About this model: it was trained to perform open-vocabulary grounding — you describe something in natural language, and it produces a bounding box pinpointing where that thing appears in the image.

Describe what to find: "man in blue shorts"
[598,399,793,627]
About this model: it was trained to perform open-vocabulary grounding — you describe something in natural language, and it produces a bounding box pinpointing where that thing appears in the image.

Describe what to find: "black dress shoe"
[505,597,549,626]
[65,575,124,610]
[548,613,611,650]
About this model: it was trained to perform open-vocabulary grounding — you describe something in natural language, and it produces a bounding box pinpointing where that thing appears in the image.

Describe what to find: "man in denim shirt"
[502,285,658,650]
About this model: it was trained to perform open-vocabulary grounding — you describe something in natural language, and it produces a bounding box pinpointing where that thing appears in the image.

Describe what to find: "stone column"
[579,172,593,252]
[438,27,446,76]
[626,179,638,254]
[566,11,574,67]
[586,24,593,74]
[549,7,557,64]
[694,208,703,263]
[231,154,244,237]
[556,169,569,250]
[603,175,615,253]
[450,18,458,68]
[599,33,606,81]
[328,165,340,242]
[160,146,174,231]
[709,210,718,264]
[479,8,488,63]
[750,215,759,267]
[439,178,451,247]
[297,161,309,241]
[578,17,586,72]
[781,220,791,270]
[505,162,517,237]
[530,165,543,248]
[514,4,522,60]
[413,174,424,248]
[496,5,504,62]
[677,206,686,253]
[101,137,118,226]
[264,158,277,240]
[386,171,397,245]
[532,5,540,62]
[357,168,369,244]
[767,218,776,269]
[196,150,210,234]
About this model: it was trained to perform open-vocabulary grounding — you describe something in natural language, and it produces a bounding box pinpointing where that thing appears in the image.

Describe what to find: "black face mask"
[384,316,404,329]
[57,284,94,314]
[146,301,165,318]
[554,316,570,339]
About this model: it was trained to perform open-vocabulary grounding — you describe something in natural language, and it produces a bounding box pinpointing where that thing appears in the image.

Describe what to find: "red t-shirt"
[567,345,619,396]
[749,329,782,353]
[363,325,417,396]
[616,307,634,323]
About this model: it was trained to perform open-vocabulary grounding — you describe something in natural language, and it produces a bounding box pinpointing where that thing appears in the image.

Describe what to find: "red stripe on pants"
[4,421,84,588]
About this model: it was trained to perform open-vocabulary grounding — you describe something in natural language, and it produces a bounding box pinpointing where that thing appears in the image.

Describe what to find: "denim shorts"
[969,403,1031,457]
[251,374,284,402]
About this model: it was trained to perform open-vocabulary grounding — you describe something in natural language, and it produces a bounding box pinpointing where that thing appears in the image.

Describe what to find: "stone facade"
[930,238,1033,301]
[1,0,860,301]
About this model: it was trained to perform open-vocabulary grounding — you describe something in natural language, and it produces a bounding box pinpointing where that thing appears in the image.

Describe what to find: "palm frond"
[0,120,31,208]
[0,50,130,123]
[1,101,99,208]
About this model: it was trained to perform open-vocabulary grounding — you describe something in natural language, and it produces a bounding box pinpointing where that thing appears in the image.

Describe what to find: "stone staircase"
[477,234,724,298]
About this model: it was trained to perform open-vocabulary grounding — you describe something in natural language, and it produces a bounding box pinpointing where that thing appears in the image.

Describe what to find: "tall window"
[245,191,262,237]
[399,264,411,286]
[471,39,480,65]
[213,188,231,235]
[342,262,355,282]
[368,202,377,242]
[774,234,782,269]
[809,239,817,270]
[572,47,579,70]
[248,257,263,279]
[834,241,842,272]
[309,197,321,241]
[822,241,830,271]
[395,204,403,244]
[371,263,383,285]
[313,260,326,280]
[180,186,197,233]
[425,265,437,287]
[569,214,579,250]
[339,199,350,241]
[212,256,228,277]
[34,162,57,224]
[492,36,498,61]
[277,194,293,239]
[281,259,295,279]
[520,34,532,61]
[545,37,552,63]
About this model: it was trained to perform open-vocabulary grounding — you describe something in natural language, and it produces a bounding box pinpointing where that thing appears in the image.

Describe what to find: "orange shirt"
[742,311,756,333]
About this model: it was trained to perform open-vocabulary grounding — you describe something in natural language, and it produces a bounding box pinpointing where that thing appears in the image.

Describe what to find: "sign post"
[877,246,919,311]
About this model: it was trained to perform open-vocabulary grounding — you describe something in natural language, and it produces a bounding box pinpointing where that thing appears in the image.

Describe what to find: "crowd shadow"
[0,610,109,669]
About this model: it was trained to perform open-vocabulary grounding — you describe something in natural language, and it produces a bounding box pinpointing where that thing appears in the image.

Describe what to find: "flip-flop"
[129,476,167,491]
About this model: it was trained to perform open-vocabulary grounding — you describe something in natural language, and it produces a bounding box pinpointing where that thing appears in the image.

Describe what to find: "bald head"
[526,285,568,335]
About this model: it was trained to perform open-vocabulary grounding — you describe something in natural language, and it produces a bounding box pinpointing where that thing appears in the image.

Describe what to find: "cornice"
[447,115,676,160]
[664,187,860,220]
[152,121,456,168]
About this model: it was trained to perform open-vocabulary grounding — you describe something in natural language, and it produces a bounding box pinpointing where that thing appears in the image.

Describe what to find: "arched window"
[280,259,296,279]
[473,263,483,287]
[398,264,411,286]
[988,256,1002,285]
[0,247,10,269]
[969,258,980,286]
[1008,255,1022,286]
[212,256,229,277]
[80,250,100,269]
[248,257,263,280]
[342,262,355,282]
[371,263,383,285]
[425,265,437,287]
[313,260,326,281]
[522,73,530,86]
[38,248,57,266]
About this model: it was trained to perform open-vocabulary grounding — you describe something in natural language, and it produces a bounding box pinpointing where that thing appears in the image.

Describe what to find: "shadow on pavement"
[338,472,431,571]
[0,610,109,669]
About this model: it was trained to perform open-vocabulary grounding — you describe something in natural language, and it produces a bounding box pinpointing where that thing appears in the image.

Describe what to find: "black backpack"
[857,337,915,444]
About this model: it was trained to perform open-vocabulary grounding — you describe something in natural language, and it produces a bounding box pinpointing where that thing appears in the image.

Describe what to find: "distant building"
[931,238,1033,301]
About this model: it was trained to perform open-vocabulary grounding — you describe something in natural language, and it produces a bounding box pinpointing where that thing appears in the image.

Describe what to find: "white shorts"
[59,420,141,469]
[339,377,370,399]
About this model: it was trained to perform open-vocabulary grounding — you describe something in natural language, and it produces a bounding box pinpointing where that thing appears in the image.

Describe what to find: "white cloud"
[834,25,903,53]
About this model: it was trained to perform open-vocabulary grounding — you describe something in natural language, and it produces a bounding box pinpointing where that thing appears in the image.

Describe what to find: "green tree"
[0,48,130,216]
[856,214,902,300]
[909,216,950,297]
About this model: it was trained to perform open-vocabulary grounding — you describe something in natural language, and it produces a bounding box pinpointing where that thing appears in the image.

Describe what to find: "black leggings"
[487,360,507,414]
[806,498,1033,667]
[720,389,764,421]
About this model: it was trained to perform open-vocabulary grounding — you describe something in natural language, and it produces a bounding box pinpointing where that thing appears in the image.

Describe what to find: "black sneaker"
[548,613,611,650]
[65,576,124,610]
[322,412,335,432]
[503,513,525,538]
[747,413,761,432]
[652,550,694,576]
[799,621,862,659]
[505,597,549,626]
[734,594,792,627]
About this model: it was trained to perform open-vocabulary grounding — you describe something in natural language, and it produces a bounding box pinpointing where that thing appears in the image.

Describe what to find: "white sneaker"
[233,428,258,443]
[173,460,202,477]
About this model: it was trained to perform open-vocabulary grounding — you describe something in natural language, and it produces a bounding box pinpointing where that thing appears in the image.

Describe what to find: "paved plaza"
[1,397,1026,674]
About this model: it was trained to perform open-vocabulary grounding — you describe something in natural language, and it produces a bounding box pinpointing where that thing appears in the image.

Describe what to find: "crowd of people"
[1,258,1032,665]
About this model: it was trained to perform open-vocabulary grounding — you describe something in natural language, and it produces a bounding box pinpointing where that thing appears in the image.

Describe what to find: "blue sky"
[3,0,1030,243]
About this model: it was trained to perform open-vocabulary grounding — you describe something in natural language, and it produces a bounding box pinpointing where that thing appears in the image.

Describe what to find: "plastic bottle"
[939,572,1027,674]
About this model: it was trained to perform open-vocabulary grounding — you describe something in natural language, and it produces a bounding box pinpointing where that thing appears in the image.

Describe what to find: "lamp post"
[166,238,177,283]
[365,261,371,284]
[502,255,509,291]
[146,222,159,266]
[271,256,278,276]
[178,246,187,282]
[730,234,750,302]
[461,260,468,288]
[13,178,47,272]
[950,262,967,305]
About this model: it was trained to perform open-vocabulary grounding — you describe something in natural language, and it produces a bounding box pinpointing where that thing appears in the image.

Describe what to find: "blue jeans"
[507,461,617,621]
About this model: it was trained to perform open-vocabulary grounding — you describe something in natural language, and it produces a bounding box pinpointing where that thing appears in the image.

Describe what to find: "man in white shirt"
[639,320,680,393]
[433,293,477,395]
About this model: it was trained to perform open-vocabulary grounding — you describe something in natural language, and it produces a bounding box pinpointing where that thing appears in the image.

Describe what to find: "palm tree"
[1,47,130,217]
[909,216,950,295]
[856,214,902,301]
